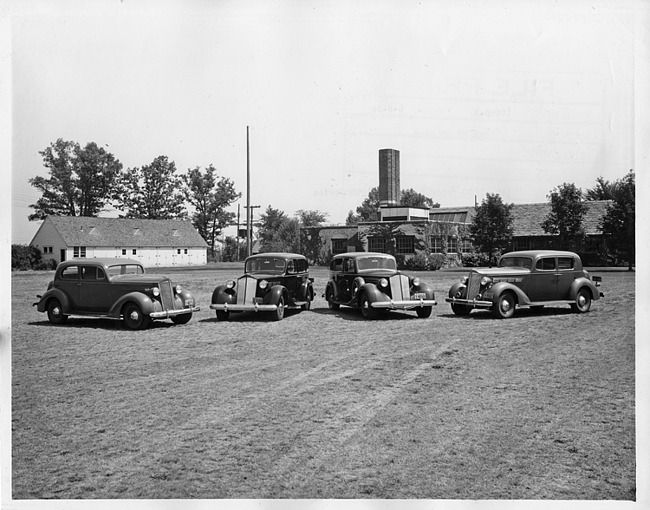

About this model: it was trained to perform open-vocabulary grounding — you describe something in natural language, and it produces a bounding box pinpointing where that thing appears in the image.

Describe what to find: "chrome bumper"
[210,302,278,313]
[372,299,437,310]
[150,306,200,318]
[445,297,492,309]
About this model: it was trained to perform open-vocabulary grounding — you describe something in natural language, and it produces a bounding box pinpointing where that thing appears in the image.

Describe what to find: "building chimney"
[378,148,400,207]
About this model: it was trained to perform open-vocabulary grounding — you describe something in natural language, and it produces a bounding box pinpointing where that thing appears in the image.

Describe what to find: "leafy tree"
[585,176,617,201]
[354,186,380,222]
[541,183,587,250]
[469,193,514,265]
[600,170,635,270]
[113,155,186,219]
[400,188,440,209]
[296,209,328,227]
[183,165,240,259]
[29,139,123,220]
[258,206,301,253]
[345,210,359,226]
[221,236,248,262]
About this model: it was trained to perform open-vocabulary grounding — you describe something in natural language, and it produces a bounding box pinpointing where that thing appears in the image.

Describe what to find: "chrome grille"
[389,274,410,300]
[237,277,258,305]
[160,281,175,310]
[466,273,481,300]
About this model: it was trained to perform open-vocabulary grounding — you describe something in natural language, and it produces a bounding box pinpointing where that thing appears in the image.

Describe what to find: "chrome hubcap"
[501,300,511,312]
[129,310,140,321]
[578,295,587,306]
[52,306,61,317]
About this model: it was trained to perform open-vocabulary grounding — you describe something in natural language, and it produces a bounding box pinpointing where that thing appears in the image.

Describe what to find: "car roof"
[332,252,394,259]
[245,253,307,261]
[501,250,579,258]
[58,257,143,268]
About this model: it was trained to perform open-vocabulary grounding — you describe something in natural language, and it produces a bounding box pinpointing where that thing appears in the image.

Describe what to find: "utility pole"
[236,203,241,262]
[246,126,251,257]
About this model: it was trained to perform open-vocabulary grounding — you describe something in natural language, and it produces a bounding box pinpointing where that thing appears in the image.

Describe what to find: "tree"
[29,139,122,220]
[113,155,186,219]
[585,176,617,201]
[469,193,514,265]
[541,183,587,250]
[296,209,328,227]
[600,170,635,270]
[345,210,359,226]
[354,187,380,222]
[258,206,301,253]
[400,188,440,209]
[183,165,240,259]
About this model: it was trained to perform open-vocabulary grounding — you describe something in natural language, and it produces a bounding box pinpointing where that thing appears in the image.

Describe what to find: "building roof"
[511,200,611,237]
[36,216,208,248]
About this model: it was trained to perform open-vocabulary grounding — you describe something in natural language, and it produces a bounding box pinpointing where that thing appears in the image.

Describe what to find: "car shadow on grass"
[437,306,576,320]
[198,308,304,323]
[28,318,186,330]
[310,307,424,321]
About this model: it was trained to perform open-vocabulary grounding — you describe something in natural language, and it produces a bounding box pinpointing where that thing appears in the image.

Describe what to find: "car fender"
[569,278,600,301]
[489,282,531,306]
[37,288,72,313]
[325,281,337,300]
[299,280,313,302]
[109,292,156,318]
[448,282,466,299]
[358,282,388,306]
[414,281,435,299]
[212,284,237,305]
[265,285,288,305]
[175,288,196,307]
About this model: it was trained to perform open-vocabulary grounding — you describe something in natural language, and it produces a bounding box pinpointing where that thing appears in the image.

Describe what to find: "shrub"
[405,251,430,271]
[428,253,447,271]
[11,244,55,270]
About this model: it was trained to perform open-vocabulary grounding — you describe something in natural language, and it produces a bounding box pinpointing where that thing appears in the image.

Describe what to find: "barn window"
[132,249,137,255]
[73,246,86,258]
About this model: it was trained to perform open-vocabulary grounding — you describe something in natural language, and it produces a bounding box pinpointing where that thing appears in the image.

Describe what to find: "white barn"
[30,216,209,267]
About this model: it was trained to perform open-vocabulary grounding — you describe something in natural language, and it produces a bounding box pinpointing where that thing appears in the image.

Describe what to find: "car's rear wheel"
[215,310,230,321]
[360,293,377,320]
[571,288,592,313]
[492,292,516,319]
[301,287,313,310]
[326,287,339,310]
[272,296,285,321]
[171,312,192,325]
[451,303,471,316]
[416,306,432,318]
[123,303,151,330]
[46,299,68,325]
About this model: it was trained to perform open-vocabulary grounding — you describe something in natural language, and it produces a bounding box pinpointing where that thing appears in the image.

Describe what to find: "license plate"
[483,291,493,299]
[412,293,427,300]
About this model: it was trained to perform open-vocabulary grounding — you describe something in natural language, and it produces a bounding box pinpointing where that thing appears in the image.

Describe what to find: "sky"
[5,0,649,245]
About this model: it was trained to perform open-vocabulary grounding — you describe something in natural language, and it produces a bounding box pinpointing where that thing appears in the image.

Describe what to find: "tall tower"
[378,148,400,207]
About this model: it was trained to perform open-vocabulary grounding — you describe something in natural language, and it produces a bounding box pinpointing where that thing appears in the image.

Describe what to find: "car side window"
[557,257,574,270]
[330,258,343,272]
[81,266,97,280]
[286,260,295,274]
[60,266,79,280]
[345,259,356,273]
[536,257,556,271]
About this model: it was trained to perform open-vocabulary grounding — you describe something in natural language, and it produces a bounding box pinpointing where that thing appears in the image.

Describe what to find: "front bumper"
[372,298,437,310]
[445,297,492,309]
[150,306,200,319]
[210,303,278,313]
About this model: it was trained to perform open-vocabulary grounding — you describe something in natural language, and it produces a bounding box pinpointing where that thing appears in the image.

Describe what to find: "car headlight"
[480,276,492,287]
[460,276,468,284]
[412,277,420,287]
[379,278,388,288]
[259,280,268,290]
[152,287,160,297]
[175,284,182,294]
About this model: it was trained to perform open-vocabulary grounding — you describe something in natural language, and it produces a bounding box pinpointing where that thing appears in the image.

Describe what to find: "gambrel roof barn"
[30,216,208,267]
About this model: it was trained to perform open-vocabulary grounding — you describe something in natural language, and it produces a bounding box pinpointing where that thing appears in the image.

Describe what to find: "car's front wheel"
[46,298,68,325]
[216,310,230,321]
[492,292,516,319]
[326,287,340,310]
[451,303,471,316]
[272,296,285,321]
[171,312,192,325]
[571,288,592,313]
[301,287,313,310]
[416,306,432,318]
[360,293,377,320]
[123,303,151,330]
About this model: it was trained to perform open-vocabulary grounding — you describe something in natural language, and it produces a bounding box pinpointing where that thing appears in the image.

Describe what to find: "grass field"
[9,265,636,501]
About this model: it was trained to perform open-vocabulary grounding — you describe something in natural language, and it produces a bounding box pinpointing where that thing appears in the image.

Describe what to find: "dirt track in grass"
[10,265,635,500]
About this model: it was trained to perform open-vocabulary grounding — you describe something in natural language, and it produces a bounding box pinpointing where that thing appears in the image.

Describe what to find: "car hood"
[241,273,284,279]
[110,274,171,284]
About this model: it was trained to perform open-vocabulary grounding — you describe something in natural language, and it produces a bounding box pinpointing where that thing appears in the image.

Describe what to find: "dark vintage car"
[210,253,314,321]
[324,252,437,319]
[446,250,603,319]
[33,258,199,329]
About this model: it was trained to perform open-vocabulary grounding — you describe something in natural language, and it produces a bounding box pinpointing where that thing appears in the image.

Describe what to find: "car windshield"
[245,257,287,275]
[107,264,145,276]
[356,256,397,271]
[498,256,532,269]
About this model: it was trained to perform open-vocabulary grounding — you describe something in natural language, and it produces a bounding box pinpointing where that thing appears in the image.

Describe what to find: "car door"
[530,256,557,301]
[78,265,112,312]
[340,257,357,302]
[555,256,577,300]
[56,265,81,310]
